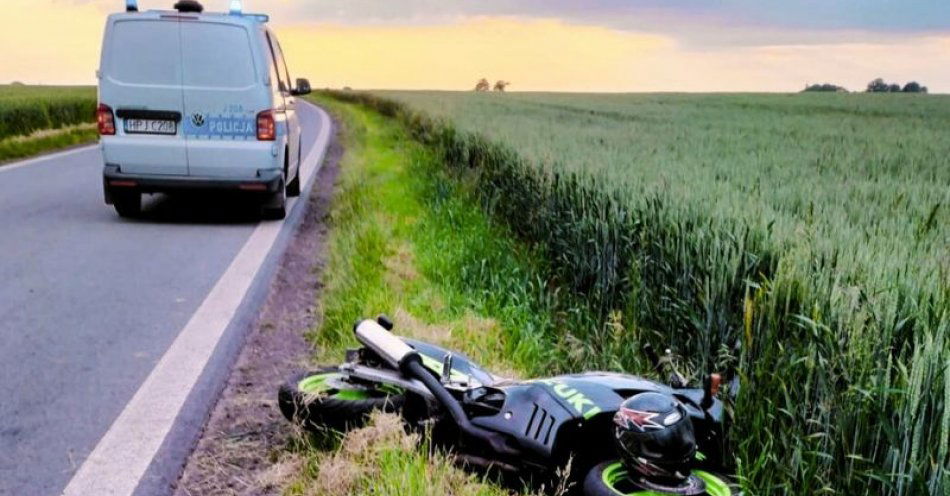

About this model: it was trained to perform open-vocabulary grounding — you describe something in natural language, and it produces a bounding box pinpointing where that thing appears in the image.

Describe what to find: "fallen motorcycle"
[279,316,736,495]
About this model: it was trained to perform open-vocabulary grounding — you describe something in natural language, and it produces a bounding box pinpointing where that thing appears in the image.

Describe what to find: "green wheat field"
[0,85,95,140]
[0,85,97,161]
[357,90,950,495]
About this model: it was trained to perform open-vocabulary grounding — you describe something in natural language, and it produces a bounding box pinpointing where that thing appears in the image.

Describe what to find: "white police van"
[97,0,311,219]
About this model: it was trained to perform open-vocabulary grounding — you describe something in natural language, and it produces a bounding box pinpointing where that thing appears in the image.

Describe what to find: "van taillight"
[97,104,116,136]
[257,110,276,141]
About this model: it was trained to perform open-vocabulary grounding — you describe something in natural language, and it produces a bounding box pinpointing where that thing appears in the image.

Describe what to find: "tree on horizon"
[867,78,928,93]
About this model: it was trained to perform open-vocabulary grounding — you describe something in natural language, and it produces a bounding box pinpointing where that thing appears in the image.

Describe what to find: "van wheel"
[286,170,301,197]
[286,147,301,197]
[261,180,287,220]
[112,190,141,218]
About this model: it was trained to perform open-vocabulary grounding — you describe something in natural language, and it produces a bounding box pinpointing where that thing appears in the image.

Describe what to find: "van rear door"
[180,21,268,179]
[100,17,188,176]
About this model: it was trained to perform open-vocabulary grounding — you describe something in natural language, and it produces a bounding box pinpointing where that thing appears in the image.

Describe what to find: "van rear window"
[181,23,257,89]
[109,20,182,86]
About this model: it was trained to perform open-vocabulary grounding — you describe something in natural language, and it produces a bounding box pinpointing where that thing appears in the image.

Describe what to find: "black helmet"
[613,392,699,488]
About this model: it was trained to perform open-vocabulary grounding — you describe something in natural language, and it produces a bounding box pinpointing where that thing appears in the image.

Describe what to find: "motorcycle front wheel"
[278,366,406,432]
[583,461,733,496]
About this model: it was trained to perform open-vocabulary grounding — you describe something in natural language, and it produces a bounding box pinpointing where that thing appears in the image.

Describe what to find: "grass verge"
[321,91,949,496]
[284,94,574,495]
[0,124,97,164]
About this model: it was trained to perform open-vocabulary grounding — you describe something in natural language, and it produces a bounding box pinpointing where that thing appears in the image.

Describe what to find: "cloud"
[58,1,950,48]
[269,0,950,35]
[276,17,950,93]
[264,0,950,51]
[10,1,949,91]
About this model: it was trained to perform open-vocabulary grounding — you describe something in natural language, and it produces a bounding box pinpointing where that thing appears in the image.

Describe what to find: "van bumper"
[103,165,282,203]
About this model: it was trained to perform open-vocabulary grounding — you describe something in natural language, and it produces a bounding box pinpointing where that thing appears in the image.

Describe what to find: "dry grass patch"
[384,243,421,290]
[302,412,514,496]
[257,453,306,492]
[393,307,521,380]
[393,307,450,346]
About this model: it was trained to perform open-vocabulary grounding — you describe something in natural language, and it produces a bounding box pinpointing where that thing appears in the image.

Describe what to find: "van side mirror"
[292,78,311,96]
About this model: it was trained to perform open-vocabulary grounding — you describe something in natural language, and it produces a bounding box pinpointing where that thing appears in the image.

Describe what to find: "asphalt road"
[0,103,327,496]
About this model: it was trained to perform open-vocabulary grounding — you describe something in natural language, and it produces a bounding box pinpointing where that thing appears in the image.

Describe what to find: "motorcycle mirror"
[441,353,454,383]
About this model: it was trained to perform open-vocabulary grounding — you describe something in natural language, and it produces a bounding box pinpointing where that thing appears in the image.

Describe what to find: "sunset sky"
[5,0,950,92]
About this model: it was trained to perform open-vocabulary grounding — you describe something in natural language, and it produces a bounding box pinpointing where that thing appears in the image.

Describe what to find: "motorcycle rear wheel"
[583,461,733,496]
[278,366,405,432]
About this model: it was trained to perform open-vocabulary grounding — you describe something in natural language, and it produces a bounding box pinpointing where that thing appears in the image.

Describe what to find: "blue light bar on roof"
[125,0,138,12]
[229,0,242,15]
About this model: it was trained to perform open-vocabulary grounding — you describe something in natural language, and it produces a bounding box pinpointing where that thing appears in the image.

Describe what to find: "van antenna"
[125,0,138,12]
[229,0,242,15]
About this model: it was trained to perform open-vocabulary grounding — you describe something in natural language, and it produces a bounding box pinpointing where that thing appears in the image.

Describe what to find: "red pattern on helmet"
[614,407,664,431]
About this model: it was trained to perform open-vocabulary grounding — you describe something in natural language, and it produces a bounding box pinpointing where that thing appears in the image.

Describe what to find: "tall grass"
[289,94,568,495]
[327,90,950,495]
[0,85,96,140]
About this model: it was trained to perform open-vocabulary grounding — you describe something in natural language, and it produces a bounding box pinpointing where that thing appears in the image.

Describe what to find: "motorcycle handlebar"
[402,357,520,458]
[354,317,520,458]
[354,319,415,369]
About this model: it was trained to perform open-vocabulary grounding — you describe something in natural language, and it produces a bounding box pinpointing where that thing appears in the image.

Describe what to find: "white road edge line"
[62,103,331,496]
[0,144,98,173]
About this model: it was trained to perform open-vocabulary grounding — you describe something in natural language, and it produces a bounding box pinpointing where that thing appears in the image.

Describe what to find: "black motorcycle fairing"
[467,373,665,460]
[531,372,674,421]
[468,372,726,465]
[470,381,577,461]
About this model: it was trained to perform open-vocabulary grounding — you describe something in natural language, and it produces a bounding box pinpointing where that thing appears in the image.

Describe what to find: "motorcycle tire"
[278,366,406,432]
[583,460,733,496]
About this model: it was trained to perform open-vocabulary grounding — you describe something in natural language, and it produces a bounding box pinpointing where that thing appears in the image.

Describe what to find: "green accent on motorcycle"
[297,373,372,400]
[534,378,602,419]
[600,462,731,496]
[376,382,405,396]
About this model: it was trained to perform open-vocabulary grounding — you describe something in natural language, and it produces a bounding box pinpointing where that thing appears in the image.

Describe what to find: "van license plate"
[124,119,177,135]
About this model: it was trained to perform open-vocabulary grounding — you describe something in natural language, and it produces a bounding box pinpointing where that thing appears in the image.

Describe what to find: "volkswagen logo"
[191,113,205,127]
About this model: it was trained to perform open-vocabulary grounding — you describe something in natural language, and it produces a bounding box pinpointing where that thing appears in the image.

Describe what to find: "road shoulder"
[62,103,331,496]
[0,126,98,167]
[171,117,343,496]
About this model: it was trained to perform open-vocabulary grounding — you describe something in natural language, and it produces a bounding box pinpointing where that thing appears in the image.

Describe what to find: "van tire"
[261,180,287,220]
[286,170,301,197]
[112,190,142,218]
[286,146,301,197]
